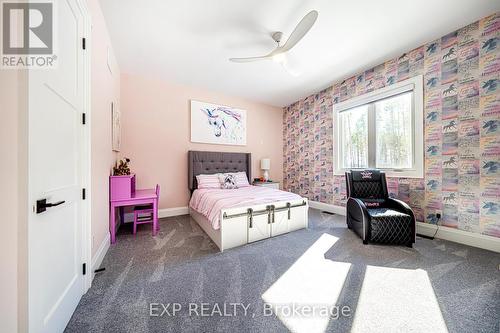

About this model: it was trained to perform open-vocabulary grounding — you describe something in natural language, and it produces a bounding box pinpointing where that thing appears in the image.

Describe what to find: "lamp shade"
[260,158,270,170]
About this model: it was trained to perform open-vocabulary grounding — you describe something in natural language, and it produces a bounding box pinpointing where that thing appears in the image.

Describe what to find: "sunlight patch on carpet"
[351,266,448,333]
[262,233,351,333]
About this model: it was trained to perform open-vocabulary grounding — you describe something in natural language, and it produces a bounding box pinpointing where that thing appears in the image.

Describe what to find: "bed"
[188,150,308,251]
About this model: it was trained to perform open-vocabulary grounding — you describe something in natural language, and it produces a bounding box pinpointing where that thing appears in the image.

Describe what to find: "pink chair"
[133,184,160,235]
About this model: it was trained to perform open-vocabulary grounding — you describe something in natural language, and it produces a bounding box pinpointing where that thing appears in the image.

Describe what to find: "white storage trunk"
[190,198,308,252]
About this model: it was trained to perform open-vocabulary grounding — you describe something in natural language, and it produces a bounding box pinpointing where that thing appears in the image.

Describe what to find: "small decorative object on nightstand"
[261,158,270,181]
[253,180,280,190]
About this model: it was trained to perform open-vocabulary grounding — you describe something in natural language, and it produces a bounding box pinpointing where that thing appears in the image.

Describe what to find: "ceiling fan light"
[272,53,286,64]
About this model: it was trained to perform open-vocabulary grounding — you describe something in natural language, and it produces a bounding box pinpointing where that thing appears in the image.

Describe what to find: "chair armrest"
[347,197,368,219]
[347,197,371,240]
[386,198,413,216]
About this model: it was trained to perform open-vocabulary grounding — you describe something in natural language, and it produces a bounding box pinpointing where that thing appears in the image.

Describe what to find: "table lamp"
[261,158,270,181]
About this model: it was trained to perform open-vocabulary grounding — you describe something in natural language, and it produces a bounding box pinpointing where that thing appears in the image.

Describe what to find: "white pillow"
[196,174,221,189]
[233,171,250,187]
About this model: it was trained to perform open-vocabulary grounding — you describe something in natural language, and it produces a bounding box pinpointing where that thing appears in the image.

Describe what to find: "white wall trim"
[416,222,500,253]
[159,206,189,218]
[309,201,500,253]
[90,233,110,281]
[309,201,346,215]
[120,206,190,224]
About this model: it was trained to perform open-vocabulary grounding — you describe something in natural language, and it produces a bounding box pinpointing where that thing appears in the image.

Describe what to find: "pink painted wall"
[0,70,23,333]
[0,21,28,331]
[88,0,120,256]
[120,73,283,209]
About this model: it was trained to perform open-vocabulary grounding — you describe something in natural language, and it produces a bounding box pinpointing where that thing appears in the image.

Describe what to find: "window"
[339,105,368,168]
[375,92,413,169]
[334,75,423,178]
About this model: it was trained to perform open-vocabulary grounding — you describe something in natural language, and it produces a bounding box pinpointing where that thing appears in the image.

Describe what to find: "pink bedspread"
[189,186,303,230]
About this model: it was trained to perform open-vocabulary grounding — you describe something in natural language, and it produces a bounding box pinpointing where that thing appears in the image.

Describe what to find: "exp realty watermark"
[1,0,57,69]
[150,302,351,320]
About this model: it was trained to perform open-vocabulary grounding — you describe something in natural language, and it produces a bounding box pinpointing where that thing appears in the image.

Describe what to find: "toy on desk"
[113,157,131,176]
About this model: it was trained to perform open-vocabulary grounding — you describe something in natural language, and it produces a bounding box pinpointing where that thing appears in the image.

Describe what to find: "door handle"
[36,199,65,214]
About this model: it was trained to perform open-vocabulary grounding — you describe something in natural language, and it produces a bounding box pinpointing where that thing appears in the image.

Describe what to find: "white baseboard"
[91,233,110,281]
[120,206,189,223]
[416,222,500,253]
[309,200,500,253]
[309,201,346,215]
[159,206,189,218]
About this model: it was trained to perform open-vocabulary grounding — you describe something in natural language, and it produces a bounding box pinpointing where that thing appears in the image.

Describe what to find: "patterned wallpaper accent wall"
[283,13,499,237]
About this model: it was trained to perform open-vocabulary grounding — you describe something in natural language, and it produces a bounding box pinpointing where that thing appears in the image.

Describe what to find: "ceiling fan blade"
[229,55,271,63]
[280,10,318,52]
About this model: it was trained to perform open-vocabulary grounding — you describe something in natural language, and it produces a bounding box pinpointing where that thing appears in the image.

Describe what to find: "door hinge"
[82,37,86,50]
[82,113,86,125]
[82,263,87,275]
[82,188,86,200]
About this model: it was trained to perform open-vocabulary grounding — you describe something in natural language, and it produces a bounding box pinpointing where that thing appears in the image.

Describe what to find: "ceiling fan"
[229,10,318,75]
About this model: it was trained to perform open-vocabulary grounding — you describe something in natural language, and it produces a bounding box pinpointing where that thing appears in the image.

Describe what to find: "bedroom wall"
[88,0,121,257]
[0,69,27,333]
[120,73,284,209]
[283,13,499,237]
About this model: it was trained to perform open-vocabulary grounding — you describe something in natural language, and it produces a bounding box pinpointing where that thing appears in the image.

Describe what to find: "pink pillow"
[196,174,221,189]
[233,172,250,187]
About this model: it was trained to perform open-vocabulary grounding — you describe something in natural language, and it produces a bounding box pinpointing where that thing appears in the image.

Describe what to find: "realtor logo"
[1,0,57,68]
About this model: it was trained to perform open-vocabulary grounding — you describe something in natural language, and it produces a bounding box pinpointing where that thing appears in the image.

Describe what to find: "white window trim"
[333,75,424,178]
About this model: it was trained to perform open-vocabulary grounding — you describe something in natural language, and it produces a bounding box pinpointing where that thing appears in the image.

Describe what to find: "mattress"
[189,186,302,230]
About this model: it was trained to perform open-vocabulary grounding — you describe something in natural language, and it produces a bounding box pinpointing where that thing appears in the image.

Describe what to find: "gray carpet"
[65,209,499,333]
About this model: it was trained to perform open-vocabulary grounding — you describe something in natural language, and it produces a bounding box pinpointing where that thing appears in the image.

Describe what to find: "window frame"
[333,75,424,178]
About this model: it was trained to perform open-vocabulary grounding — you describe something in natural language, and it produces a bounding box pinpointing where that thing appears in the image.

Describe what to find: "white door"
[28,1,88,332]
[271,210,289,237]
[247,212,271,243]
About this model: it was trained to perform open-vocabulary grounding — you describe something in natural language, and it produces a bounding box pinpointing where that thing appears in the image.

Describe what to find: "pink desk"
[109,175,158,244]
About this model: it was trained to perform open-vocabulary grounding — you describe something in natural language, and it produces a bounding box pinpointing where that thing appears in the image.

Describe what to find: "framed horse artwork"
[190,100,247,146]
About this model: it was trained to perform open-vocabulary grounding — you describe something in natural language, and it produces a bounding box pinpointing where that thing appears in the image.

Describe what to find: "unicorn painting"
[201,107,242,138]
[191,100,247,145]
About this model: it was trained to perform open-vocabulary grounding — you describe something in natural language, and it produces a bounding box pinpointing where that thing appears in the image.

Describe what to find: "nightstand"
[253,181,280,189]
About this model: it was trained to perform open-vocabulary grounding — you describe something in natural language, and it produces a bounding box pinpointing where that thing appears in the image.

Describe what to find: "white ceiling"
[99,0,500,107]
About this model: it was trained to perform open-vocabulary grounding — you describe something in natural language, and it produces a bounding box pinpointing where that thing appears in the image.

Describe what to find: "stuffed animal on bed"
[219,173,238,189]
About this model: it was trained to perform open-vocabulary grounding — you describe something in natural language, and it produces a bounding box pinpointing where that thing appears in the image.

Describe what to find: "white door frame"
[76,0,93,293]
[61,0,92,294]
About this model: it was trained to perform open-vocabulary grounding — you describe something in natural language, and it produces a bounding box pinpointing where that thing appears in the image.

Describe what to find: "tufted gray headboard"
[188,150,252,192]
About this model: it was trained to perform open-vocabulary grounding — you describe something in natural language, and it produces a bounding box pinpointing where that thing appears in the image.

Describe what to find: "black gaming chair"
[345,170,415,247]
